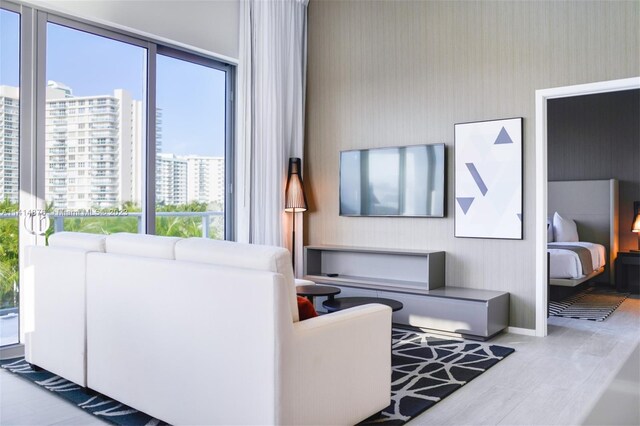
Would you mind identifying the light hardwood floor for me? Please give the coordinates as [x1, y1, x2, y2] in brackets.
[0, 368, 106, 425]
[1, 297, 638, 425]
[412, 296, 640, 425]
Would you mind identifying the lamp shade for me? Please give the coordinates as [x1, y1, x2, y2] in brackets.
[632, 201, 640, 232]
[285, 158, 308, 212]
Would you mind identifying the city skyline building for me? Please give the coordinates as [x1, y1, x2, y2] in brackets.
[0, 83, 224, 210]
[0, 85, 20, 204]
[156, 153, 187, 206]
[186, 155, 224, 208]
[45, 81, 144, 209]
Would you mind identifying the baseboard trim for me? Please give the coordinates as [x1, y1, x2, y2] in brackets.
[507, 326, 537, 336]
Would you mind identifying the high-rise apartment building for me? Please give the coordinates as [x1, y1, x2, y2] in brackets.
[45, 81, 144, 209]
[0, 86, 19, 204]
[186, 156, 224, 207]
[156, 153, 187, 206]
[0, 82, 223, 211]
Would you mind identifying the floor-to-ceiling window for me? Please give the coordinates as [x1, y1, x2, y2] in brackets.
[0, 3, 234, 348]
[0, 8, 21, 347]
[45, 22, 147, 236]
[155, 52, 228, 239]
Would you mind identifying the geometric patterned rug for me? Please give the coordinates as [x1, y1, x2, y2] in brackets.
[1, 328, 514, 426]
[0, 357, 167, 426]
[548, 286, 629, 322]
[361, 328, 515, 425]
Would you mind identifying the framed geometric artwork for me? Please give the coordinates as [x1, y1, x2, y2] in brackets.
[454, 117, 523, 239]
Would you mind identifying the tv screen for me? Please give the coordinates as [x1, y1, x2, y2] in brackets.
[340, 143, 445, 217]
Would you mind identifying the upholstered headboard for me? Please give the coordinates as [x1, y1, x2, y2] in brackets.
[548, 179, 619, 284]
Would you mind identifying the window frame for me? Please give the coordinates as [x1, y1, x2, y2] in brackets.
[0, 2, 28, 351]
[31, 6, 235, 239]
[154, 46, 235, 239]
[0, 1, 235, 349]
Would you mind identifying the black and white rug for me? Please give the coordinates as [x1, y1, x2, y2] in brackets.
[549, 286, 629, 321]
[0, 358, 167, 426]
[361, 328, 514, 425]
[1, 329, 514, 426]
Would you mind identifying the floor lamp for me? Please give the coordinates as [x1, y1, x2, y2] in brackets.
[285, 158, 308, 274]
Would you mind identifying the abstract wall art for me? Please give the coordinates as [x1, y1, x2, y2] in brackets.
[454, 117, 523, 239]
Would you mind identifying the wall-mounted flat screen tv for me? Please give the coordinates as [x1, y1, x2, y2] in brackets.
[340, 143, 445, 217]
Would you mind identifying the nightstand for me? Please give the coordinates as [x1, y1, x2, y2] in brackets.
[615, 252, 640, 294]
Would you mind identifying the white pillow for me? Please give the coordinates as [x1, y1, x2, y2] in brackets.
[553, 212, 579, 242]
[547, 218, 554, 242]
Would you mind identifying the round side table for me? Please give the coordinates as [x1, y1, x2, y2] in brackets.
[322, 296, 403, 313]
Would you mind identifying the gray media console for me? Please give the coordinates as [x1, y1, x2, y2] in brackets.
[304, 245, 509, 340]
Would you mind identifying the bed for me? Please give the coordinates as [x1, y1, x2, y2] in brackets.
[548, 241, 606, 285]
[547, 179, 619, 287]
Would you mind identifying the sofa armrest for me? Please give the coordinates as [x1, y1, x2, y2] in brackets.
[294, 278, 315, 287]
[293, 303, 388, 331]
[23, 246, 89, 387]
[279, 304, 392, 425]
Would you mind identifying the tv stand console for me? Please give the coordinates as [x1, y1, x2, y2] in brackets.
[304, 245, 509, 340]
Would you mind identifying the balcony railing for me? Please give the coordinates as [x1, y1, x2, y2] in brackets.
[50, 209, 224, 238]
[0, 210, 224, 239]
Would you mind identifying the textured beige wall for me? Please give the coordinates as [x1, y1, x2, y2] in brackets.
[304, 0, 639, 329]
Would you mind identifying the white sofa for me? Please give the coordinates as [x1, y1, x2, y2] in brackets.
[24, 232, 392, 425]
[23, 231, 107, 386]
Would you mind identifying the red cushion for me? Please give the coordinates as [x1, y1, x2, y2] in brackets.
[297, 296, 318, 321]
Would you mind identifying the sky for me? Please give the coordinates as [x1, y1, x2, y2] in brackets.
[0, 12, 226, 157]
[0, 10, 20, 86]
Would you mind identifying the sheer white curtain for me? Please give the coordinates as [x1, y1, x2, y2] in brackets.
[237, 0, 308, 257]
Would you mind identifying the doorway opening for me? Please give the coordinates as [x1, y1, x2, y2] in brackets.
[535, 77, 640, 336]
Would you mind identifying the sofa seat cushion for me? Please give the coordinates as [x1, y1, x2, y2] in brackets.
[297, 296, 318, 321]
[105, 233, 182, 260]
[174, 238, 299, 322]
[48, 232, 107, 252]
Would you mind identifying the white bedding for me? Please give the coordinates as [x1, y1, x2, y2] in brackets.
[548, 242, 606, 279]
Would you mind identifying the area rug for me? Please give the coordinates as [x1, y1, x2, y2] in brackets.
[0, 358, 166, 426]
[548, 286, 629, 321]
[361, 328, 515, 425]
[1, 329, 514, 426]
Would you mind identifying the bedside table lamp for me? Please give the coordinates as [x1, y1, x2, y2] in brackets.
[632, 201, 640, 252]
[285, 158, 308, 273]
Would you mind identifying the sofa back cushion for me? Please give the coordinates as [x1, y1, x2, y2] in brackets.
[105, 233, 182, 260]
[174, 238, 299, 322]
[86, 253, 289, 424]
[48, 232, 107, 252]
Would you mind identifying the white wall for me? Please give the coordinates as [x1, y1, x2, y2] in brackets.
[28, 0, 239, 60]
